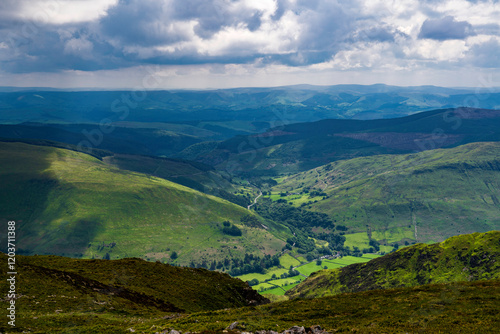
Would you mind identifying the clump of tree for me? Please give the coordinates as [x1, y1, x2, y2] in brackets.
[240, 214, 261, 228]
[309, 190, 327, 197]
[255, 198, 335, 229]
[247, 278, 260, 286]
[221, 221, 242, 236]
[278, 268, 300, 279]
[369, 239, 380, 252]
[227, 254, 280, 276]
[286, 234, 316, 253]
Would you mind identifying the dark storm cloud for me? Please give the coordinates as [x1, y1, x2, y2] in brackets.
[418, 16, 475, 40]
[100, 0, 195, 47]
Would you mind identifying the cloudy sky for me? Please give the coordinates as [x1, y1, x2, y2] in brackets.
[0, 0, 499, 89]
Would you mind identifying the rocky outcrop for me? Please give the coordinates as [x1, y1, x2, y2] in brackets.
[156, 324, 332, 334]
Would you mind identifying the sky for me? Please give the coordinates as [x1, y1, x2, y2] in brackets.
[0, 0, 499, 89]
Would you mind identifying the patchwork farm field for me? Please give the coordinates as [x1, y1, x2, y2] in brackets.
[239, 253, 380, 296]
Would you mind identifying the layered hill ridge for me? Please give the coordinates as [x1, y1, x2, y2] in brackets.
[0, 142, 287, 264]
[272, 141, 500, 243]
[286, 231, 500, 299]
[196, 107, 500, 174]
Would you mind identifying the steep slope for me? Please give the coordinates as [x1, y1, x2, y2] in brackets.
[286, 231, 500, 299]
[0, 142, 287, 264]
[198, 107, 500, 174]
[0, 254, 268, 331]
[0, 123, 203, 157]
[103, 153, 249, 207]
[273, 142, 500, 243]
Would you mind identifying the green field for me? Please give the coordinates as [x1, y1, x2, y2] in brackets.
[294, 255, 380, 277]
[236, 267, 289, 283]
[279, 253, 301, 268]
[261, 282, 302, 295]
[264, 191, 324, 207]
[343, 233, 394, 254]
[363, 253, 380, 260]
[371, 228, 415, 244]
[344, 232, 370, 249]
[238, 253, 380, 294]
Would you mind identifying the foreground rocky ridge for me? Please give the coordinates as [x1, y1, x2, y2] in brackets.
[157, 324, 331, 334]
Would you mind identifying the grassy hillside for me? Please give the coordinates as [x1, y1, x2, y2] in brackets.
[0, 254, 268, 333]
[0, 142, 288, 264]
[200, 107, 500, 174]
[162, 280, 499, 334]
[5, 275, 498, 333]
[286, 231, 500, 299]
[103, 153, 250, 207]
[272, 142, 500, 244]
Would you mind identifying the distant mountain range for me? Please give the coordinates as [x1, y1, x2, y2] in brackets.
[194, 107, 500, 175]
[1, 84, 499, 137]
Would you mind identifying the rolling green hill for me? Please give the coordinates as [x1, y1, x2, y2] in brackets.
[286, 231, 500, 299]
[103, 153, 250, 208]
[271, 142, 500, 244]
[0, 253, 268, 333]
[0, 142, 288, 264]
[197, 107, 500, 175]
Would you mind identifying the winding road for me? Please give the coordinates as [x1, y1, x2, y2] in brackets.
[247, 191, 262, 210]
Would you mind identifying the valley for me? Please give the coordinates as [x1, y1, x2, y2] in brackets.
[1, 87, 499, 333]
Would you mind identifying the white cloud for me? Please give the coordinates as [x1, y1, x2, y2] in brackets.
[16, 0, 118, 24]
[0, 0, 499, 88]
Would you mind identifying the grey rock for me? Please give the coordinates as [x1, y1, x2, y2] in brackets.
[282, 326, 306, 334]
[306, 325, 323, 334]
[226, 321, 239, 330]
